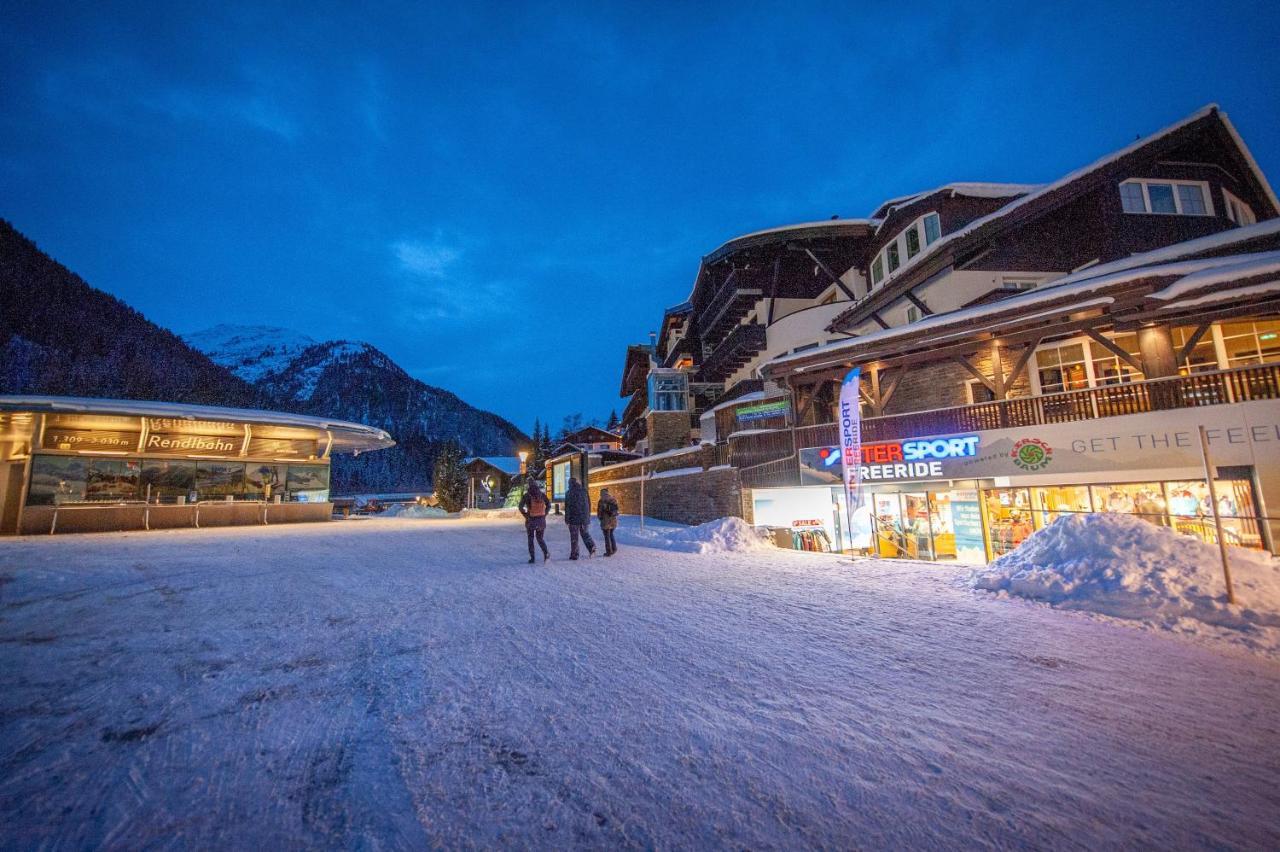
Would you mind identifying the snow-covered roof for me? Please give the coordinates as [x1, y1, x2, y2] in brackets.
[766, 232, 1280, 375]
[464, 456, 522, 475]
[873, 182, 1043, 220]
[0, 395, 395, 453]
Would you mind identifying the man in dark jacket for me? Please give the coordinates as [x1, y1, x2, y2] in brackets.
[597, 488, 619, 556]
[564, 476, 595, 560]
[519, 478, 552, 564]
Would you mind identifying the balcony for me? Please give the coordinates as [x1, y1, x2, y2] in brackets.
[663, 335, 698, 369]
[696, 275, 763, 349]
[697, 323, 767, 383]
[734, 363, 1280, 487]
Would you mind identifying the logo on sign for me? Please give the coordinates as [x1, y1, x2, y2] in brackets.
[1011, 437, 1053, 471]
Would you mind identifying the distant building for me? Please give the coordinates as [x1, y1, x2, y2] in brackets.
[0, 396, 393, 535]
[463, 456, 521, 508]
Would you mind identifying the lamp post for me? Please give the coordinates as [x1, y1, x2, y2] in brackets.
[518, 450, 529, 474]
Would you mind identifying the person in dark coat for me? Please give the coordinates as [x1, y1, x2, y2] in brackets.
[519, 478, 552, 564]
[564, 476, 595, 560]
[597, 488, 620, 556]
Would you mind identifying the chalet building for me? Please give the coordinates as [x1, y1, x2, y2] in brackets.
[610, 103, 1280, 560]
[561, 426, 624, 452]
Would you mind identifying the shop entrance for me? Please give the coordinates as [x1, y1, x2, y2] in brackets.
[870, 490, 960, 561]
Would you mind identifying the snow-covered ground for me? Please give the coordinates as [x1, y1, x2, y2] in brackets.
[2, 517, 1279, 849]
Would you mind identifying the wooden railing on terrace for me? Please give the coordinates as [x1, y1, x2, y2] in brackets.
[732, 363, 1280, 487]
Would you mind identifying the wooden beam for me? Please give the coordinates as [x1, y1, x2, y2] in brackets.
[878, 367, 904, 412]
[1004, 338, 1042, 389]
[990, 340, 1006, 399]
[867, 365, 883, 416]
[1084, 328, 1143, 372]
[804, 248, 856, 299]
[766, 256, 781, 325]
[904, 290, 934, 316]
[870, 312, 891, 330]
[951, 353, 996, 394]
[1176, 322, 1213, 363]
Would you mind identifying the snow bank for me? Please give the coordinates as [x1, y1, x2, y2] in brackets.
[969, 514, 1280, 645]
[613, 516, 773, 555]
[380, 503, 449, 519]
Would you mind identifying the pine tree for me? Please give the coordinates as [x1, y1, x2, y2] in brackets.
[606, 409, 620, 432]
[431, 442, 468, 512]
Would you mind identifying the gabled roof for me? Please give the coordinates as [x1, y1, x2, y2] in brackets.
[464, 456, 522, 475]
[829, 104, 1280, 332]
[565, 425, 621, 443]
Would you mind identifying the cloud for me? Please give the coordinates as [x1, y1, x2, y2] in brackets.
[393, 236, 461, 278]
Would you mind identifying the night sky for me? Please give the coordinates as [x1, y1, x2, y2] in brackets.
[3, 2, 1278, 432]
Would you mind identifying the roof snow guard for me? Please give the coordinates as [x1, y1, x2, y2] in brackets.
[0, 395, 395, 454]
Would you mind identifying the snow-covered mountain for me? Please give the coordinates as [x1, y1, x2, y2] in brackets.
[181, 324, 316, 384]
[185, 325, 527, 493]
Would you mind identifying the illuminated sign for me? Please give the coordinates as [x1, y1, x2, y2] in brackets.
[145, 433, 242, 456]
[801, 433, 980, 483]
[736, 400, 790, 423]
[43, 429, 140, 451]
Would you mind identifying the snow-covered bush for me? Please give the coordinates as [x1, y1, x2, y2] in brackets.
[614, 516, 772, 555]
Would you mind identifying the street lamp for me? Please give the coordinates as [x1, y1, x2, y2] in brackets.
[518, 450, 529, 474]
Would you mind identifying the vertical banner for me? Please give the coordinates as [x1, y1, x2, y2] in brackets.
[839, 367, 863, 551]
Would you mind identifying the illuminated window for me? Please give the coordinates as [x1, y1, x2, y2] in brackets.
[1220, 319, 1280, 367]
[1090, 332, 1143, 385]
[1035, 342, 1090, 393]
[1172, 325, 1220, 374]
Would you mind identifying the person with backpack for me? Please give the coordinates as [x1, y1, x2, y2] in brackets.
[519, 477, 552, 564]
[564, 476, 596, 560]
[597, 487, 620, 557]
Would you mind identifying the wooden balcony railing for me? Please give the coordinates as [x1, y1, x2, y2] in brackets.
[728, 363, 1280, 487]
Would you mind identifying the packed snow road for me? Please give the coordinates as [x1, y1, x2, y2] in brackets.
[1, 518, 1278, 849]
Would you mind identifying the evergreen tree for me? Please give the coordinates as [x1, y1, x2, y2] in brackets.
[606, 409, 620, 432]
[431, 441, 468, 512]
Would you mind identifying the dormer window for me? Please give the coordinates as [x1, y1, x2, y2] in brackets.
[870, 210, 941, 289]
[1119, 179, 1212, 216]
[1223, 189, 1256, 226]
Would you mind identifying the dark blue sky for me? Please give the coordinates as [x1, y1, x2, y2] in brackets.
[3, 2, 1278, 432]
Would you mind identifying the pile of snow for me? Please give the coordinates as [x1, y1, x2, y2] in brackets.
[969, 513, 1280, 640]
[613, 516, 773, 555]
[380, 503, 449, 519]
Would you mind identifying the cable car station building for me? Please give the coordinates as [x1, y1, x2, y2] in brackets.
[0, 396, 394, 535]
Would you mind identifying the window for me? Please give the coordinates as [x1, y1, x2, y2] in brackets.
[885, 242, 900, 273]
[906, 305, 920, 323]
[140, 460, 196, 503]
[648, 370, 689, 412]
[1002, 278, 1039, 292]
[923, 213, 941, 245]
[246, 463, 288, 500]
[86, 458, 140, 501]
[870, 256, 884, 287]
[965, 378, 996, 404]
[1219, 319, 1280, 367]
[1172, 326, 1220, 373]
[1223, 189, 1256, 226]
[1035, 343, 1090, 393]
[287, 464, 330, 502]
[905, 225, 921, 259]
[1090, 332, 1143, 385]
[1118, 179, 1212, 216]
[196, 462, 245, 499]
[27, 456, 87, 505]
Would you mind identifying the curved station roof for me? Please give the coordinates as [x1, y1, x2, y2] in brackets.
[0, 395, 395, 454]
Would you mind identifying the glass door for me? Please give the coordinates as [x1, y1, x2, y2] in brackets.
[871, 492, 904, 558]
[901, 492, 933, 560]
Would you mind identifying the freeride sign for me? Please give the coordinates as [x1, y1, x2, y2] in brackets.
[838, 367, 862, 550]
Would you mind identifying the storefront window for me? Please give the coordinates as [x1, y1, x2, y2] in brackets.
[1090, 483, 1168, 525]
[140, 460, 196, 503]
[1031, 485, 1092, 528]
[983, 488, 1033, 559]
[246, 463, 288, 501]
[1036, 343, 1089, 393]
[1166, 478, 1262, 549]
[197, 462, 246, 500]
[86, 458, 140, 501]
[287, 464, 330, 502]
[27, 456, 87, 505]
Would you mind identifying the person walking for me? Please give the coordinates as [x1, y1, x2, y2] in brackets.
[565, 476, 596, 560]
[519, 477, 552, 564]
[597, 487, 620, 556]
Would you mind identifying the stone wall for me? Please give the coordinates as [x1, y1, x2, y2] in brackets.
[646, 410, 693, 454]
[588, 444, 745, 526]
